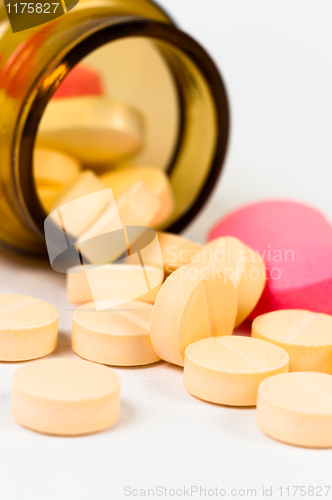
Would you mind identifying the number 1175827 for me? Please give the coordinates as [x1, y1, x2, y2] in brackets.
[6, 3, 60, 14]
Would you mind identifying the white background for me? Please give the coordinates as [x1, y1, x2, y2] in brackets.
[181, 0, 332, 244]
[1, 1, 332, 499]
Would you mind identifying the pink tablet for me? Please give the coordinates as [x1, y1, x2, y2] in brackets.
[208, 200, 332, 318]
[53, 65, 104, 99]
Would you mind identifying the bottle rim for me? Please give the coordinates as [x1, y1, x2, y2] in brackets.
[18, 16, 230, 241]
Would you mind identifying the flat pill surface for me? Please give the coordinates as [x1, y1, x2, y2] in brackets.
[49, 170, 110, 237]
[195, 236, 266, 326]
[11, 358, 120, 436]
[257, 372, 332, 448]
[252, 309, 332, 373]
[77, 182, 161, 265]
[150, 264, 237, 366]
[67, 264, 163, 308]
[79, 181, 160, 244]
[0, 294, 58, 361]
[72, 300, 159, 366]
[184, 336, 289, 406]
[101, 166, 175, 227]
[37, 97, 143, 166]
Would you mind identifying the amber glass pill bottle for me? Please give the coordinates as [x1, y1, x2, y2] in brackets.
[0, 0, 229, 255]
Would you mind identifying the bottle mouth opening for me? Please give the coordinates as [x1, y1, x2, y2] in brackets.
[18, 16, 229, 245]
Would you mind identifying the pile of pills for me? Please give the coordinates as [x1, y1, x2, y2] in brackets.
[4, 228, 332, 445]
[4, 64, 332, 447]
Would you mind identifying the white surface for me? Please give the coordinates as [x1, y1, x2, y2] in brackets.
[1, 1, 332, 498]
[181, 0, 332, 244]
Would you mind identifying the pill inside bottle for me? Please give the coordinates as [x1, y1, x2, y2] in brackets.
[0, 3, 230, 255]
[34, 38, 181, 236]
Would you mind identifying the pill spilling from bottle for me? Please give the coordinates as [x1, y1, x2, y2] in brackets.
[3, 63, 332, 448]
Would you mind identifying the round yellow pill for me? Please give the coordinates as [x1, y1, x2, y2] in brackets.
[257, 372, 332, 448]
[184, 336, 289, 406]
[11, 358, 120, 436]
[37, 97, 143, 166]
[0, 294, 58, 361]
[150, 264, 238, 367]
[72, 300, 159, 366]
[252, 309, 332, 373]
[194, 237, 266, 326]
